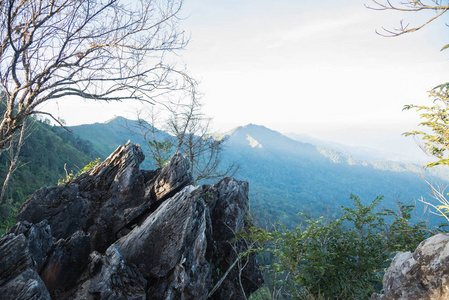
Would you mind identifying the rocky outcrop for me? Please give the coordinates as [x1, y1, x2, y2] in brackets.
[372, 233, 449, 300]
[0, 142, 262, 299]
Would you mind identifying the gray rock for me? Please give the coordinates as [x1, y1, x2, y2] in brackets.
[210, 177, 250, 240]
[17, 142, 193, 253]
[40, 230, 91, 295]
[116, 185, 202, 278]
[0, 227, 51, 300]
[370, 293, 384, 300]
[72, 245, 147, 300]
[8, 220, 55, 273]
[0, 269, 51, 300]
[0, 233, 33, 286]
[206, 177, 262, 299]
[0, 143, 261, 299]
[17, 184, 91, 243]
[152, 153, 193, 201]
[118, 185, 212, 299]
[375, 233, 449, 300]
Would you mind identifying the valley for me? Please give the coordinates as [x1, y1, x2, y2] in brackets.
[69, 118, 449, 228]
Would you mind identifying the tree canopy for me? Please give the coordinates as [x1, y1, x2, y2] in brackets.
[404, 84, 449, 167]
[246, 196, 431, 299]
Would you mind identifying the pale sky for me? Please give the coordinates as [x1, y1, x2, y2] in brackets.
[41, 0, 449, 156]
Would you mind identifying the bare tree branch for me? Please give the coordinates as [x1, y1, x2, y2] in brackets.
[207, 223, 260, 299]
[0, 0, 192, 150]
[137, 83, 238, 182]
[133, 108, 175, 168]
[165, 93, 238, 182]
[367, 0, 449, 37]
[0, 117, 32, 203]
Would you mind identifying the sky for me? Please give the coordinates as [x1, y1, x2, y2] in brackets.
[41, 0, 449, 160]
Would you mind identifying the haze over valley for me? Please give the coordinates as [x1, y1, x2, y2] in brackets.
[66, 117, 448, 228]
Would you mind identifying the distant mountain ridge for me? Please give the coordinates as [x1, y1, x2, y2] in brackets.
[69, 116, 144, 157]
[285, 132, 433, 163]
[69, 116, 171, 169]
[70, 119, 449, 228]
[221, 124, 448, 227]
[227, 124, 445, 177]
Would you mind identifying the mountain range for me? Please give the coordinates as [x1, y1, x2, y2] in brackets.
[69, 116, 170, 169]
[284, 132, 432, 163]
[69, 117, 449, 228]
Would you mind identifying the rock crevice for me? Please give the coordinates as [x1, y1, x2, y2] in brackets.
[0, 142, 262, 299]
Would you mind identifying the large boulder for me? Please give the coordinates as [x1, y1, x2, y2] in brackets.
[73, 245, 147, 300]
[0, 142, 262, 299]
[372, 233, 449, 300]
[16, 142, 191, 252]
[0, 227, 51, 300]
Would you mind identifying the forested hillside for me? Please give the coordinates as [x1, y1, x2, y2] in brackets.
[69, 116, 143, 158]
[3, 117, 441, 230]
[223, 124, 449, 227]
[0, 120, 100, 230]
[69, 116, 170, 170]
[68, 119, 449, 228]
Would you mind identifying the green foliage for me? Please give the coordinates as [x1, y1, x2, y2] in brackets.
[58, 158, 101, 185]
[404, 84, 449, 168]
[0, 199, 20, 236]
[379, 201, 432, 253]
[246, 195, 431, 300]
[147, 138, 174, 168]
[0, 120, 100, 202]
[222, 125, 449, 229]
[249, 287, 272, 300]
[0, 119, 100, 235]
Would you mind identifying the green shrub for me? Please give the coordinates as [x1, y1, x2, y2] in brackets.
[58, 158, 101, 185]
[246, 195, 433, 299]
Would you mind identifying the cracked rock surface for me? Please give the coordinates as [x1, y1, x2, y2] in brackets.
[372, 233, 449, 300]
[0, 142, 262, 299]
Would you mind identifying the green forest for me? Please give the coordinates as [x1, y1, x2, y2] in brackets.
[0, 120, 99, 233]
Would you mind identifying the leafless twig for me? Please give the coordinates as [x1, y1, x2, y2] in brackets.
[0, 0, 191, 150]
[367, 0, 449, 37]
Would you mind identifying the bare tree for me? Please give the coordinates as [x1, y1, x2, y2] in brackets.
[165, 93, 238, 182]
[0, 0, 191, 151]
[367, 1, 449, 38]
[207, 223, 261, 300]
[136, 90, 237, 182]
[0, 117, 31, 203]
[135, 107, 174, 168]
